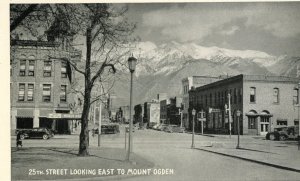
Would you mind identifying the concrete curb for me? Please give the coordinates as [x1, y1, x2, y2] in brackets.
[195, 148, 300, 173]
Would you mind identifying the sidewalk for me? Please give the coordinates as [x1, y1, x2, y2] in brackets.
[196, 135, 300, 172]
[11, 147, 154, 181]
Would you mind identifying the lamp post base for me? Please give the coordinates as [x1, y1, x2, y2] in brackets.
[236, 145, 241, 149]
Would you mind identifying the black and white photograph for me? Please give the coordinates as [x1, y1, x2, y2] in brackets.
[5, 1, 300, 181]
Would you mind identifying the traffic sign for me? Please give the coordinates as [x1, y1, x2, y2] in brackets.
[209, 108, 221, 113]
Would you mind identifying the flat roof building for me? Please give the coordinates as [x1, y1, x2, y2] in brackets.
[189, 74, 299, 135]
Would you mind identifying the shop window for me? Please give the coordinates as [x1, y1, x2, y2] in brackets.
[248, 117, 257, 129]
[277, 120, 287, 126]
[27, 84, 34, 101]
[250, 87, 256, 103]
[273, 88, 279, 103]
[18, 83, 25, 101]
[19, 60, 26, 76]
[28, 60, 35, 76]
[42, 84, 51, 102]
[43, 61, 52, 77]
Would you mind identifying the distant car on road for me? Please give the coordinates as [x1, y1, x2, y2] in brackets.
[266, 125, 299, 141]
[93, 124, 120, 134]
[16, 127, 54, 140]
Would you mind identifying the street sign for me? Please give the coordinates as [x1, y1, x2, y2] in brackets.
[198, 118, 206, 122]
[192, 109, 196, 116]
[209, 108, 221, 113]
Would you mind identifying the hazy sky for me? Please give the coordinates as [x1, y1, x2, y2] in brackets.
[124, 2, 300, 56]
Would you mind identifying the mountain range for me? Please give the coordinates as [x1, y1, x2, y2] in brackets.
[94, 41, 300, 107]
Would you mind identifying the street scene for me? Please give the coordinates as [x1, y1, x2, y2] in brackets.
[9, 2, 300, 181]
[11, 127, 300, 180]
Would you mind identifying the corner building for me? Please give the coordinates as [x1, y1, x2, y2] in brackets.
[10, 36, 81, 134]
[189, 74, 299, 135]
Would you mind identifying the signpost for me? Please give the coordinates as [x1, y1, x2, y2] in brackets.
[198, 110, 206, 135]
[236, 110, 241, 149]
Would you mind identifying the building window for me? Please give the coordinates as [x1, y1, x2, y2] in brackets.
[27, 84, 34, 101]
[239, 88, 242, 103]
[42, 84, 51, 102]
[18, 83, 25, 101]
[44, 61, 52, 77]
[234, 88, 237, 104]
[28, 60, 35, 76]
[295, 120, 299, 126]
[60, 85, 67, 102]
[273, 88, 279, 103]
[277, 119, 287, 126]
[250, 87, 256, 103]
[61, 61, 67, 78]
[293, 88, 298, 105]
[248, 117, 256, 129]
[19, 60, 26, 76]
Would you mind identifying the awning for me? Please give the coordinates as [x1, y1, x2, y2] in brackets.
[246, 113, 273, 117]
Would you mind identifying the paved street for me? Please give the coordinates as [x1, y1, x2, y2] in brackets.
[12, 125, 300, 181]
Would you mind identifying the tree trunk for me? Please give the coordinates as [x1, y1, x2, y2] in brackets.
[78, 27, 92, 156]
[78, 92, 90, 156]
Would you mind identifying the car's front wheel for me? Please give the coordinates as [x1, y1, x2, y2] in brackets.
[279, 135, 287, 141]
[42, 134, 49, 140]
[269, 134, 276, 141]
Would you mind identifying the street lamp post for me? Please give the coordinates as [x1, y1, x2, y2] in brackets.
[236, 110, 241, 149]
[126, 56, 137, 161]
[191, 108, 196, 149]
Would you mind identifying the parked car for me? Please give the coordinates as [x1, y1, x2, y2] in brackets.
[93, 124, 120, 134]
[163, 125, 185, 133]
[266, 126, 299, 141]
[16, 127, 54, 140]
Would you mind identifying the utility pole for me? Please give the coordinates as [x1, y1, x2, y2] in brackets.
[191, 109, 196, 149]
[226, 93, 232, 138]
[98, 87, 102, 147]
[298, 83, 300, 150]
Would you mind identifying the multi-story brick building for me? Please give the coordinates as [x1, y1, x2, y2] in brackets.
[10, 26, 81, 134]
[189, 74, 299, 135]
[144, 100, 160, 128]
[181, 76, 226, 129]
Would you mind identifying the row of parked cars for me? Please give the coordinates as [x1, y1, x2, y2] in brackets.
[266, 125, 299, 141]
[152, 124, 185, 133]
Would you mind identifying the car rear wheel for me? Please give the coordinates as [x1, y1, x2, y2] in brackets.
[20, 134, 25, 140]
[279, 135, 287, 141]
[42, 134, 49, 140]
[269, 134, 276, 141]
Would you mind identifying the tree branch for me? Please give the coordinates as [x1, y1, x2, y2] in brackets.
[10, 4, 39, 32]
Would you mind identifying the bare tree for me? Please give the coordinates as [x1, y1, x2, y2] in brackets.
[10, 3, 136, 156]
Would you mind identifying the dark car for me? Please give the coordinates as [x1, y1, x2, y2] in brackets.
[16, 127, 54, 140]
[93, 124, 120, 134]
[266, 126, 299, 141]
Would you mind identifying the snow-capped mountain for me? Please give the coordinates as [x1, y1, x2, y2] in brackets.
[131, 41, 278, 77]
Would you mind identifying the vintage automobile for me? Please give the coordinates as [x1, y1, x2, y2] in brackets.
[93, 124, 120, 134]
[266, 125, 299, 141]
[16, 127, 54, 140]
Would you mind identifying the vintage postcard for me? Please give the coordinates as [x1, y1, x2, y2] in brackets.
[5, 1, 300, 181]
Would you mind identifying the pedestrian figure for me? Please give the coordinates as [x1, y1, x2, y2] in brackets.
[16, 132, 23, 148]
